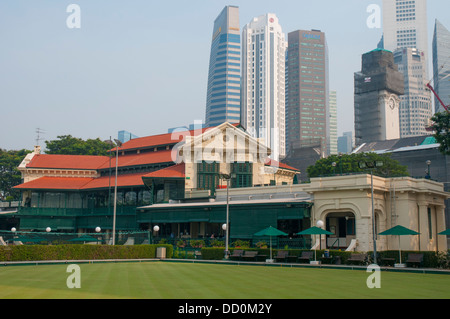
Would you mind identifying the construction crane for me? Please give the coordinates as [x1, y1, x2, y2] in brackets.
[427, 74, 450, 114]
[427, 53, 450, 114]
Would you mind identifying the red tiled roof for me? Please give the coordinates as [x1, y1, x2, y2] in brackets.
[142, 163, 185, 179]
[265, 158, 299, 172]
[24, 150, 176, 171]
[14, 177, 94, 190]
[80, 172, 146, 189]
[26, 154, 109, 170]
[97, 150, 175, 169]
[115, 128, 209, 151]
[14, 172, 148, 191]
[114, 123, 242, 151]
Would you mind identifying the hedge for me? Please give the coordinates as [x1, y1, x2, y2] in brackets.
[0, 244, 173, 262]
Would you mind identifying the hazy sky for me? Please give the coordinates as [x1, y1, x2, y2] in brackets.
[1, 0, 449, 151]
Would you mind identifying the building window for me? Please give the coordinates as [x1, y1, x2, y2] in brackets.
[231, 162, 253, 188]
[197, 161, 220, 193]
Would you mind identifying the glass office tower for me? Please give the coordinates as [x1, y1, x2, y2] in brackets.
[285, 29, 329, 156]
[432, 19, 450, 114]
[205, 6, 241, 128]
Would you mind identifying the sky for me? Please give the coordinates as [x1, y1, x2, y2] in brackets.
[0, 0, 449, 151]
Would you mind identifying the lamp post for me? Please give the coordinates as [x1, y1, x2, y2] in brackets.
[358, 160, 383, 264]
[317, 220, 324, 250]
[426, 160, 431, 179]
[332, 162, 336, 175]
[220, 173, 234, 259]
[104, 138, 123, 245]
[153, 225, 160, 244]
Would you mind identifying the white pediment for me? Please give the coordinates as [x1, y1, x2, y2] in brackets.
[173, 122, 271, 164]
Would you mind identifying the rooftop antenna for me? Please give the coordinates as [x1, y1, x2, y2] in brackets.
[35, 128, 46, 146]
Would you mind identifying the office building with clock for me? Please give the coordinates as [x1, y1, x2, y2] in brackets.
[354, 48, 404, 146]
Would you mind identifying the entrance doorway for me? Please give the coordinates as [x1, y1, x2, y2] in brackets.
[325, 212, 356, 249]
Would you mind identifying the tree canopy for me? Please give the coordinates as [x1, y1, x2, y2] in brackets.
[430, 111, 450, 156]
[44, 135, 111, 156]
[0, 148, 31, 200]
[306, 152, 409, 179]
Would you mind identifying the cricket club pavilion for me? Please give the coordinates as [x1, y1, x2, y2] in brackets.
[11, 123, 449, 252]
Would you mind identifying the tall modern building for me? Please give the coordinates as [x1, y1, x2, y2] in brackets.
[337, 131, 354, 154]
[205, 6, 241, 128]
[118, 130, 139, 143]
[382, 0, 428, 58]
[432, 19, 450, 114]
[328, 90, 337, 155]
[394, 48, 433, 137]
[241, 13, 286, 160]
[354, 49, 404, 145]
[381, 0, 430, 137]
[285, 29, 329, 157]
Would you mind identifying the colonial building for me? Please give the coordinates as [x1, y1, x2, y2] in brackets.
[12, 123, 299, 235]
[304, 174, 448, 252]
[10, 122, 449, 252]
[138, 172, 448, 252]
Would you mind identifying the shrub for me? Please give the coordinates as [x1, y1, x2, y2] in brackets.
[0, 244, 173, 262]
[201, 248, 226, 260]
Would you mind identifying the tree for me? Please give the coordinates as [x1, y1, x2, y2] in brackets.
[44, 135, 111, 156]
[306, 152, 409, 179]
[0, 148, 32, 200]
[430, 111, 450, 155]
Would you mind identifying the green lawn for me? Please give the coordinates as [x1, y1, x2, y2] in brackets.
[0, 261, 449, 299]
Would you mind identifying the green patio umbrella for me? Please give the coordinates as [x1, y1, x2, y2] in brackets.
[254, 226, 288, 261]
[297, 227, 334, 236]
[379, 225, 420, 266]
[297, 227, 334, 262]
[438, 229, 450, 236]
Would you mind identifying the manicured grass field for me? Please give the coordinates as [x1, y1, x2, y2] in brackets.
[0, 261, 449, 299]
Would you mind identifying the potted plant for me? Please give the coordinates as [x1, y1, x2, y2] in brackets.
[210, 239, 224, 247]
[232, 239, 250, 248]
[256, 241, 268, 249]
[190, 239, 205, 248]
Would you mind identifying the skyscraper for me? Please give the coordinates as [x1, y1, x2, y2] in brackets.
[432, 19, 450, 113]
[338, 131, 354, 154]
[285, 29, 329, 156]
[328, 90, 337, 155]
[394, 48, 432, 137]
[205, 6, 241, 128]
[382, 0, 428, 58]
[354, 49, 404, 145]
[241, 14, 286, 160]
[382, 0, 431, 137]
